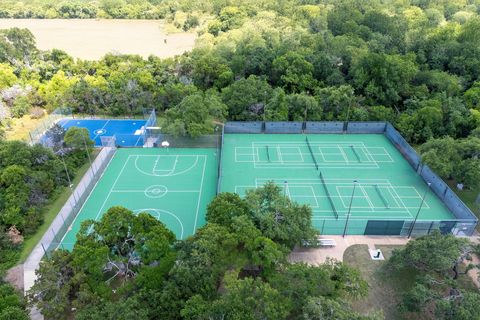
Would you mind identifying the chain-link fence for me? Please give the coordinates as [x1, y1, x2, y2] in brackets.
[24, 145, 116, 293]
[29, 107, 72, 145]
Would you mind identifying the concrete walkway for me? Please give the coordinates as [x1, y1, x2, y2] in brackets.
[288, 235, 410, 264]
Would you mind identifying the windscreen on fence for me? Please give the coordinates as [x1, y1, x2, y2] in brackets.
[346, 122, 387, 134]
[224, 121, 263, 133]
[444, 188, 478, 221]
[419, 164, 448, 200]
[384, 123, 420, 170]
[264, 121, 303, 133]
[304, 121, 344, 133]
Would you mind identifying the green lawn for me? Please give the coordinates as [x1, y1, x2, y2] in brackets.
[343, 244, 476, 320]
[18, 151, 99, 262]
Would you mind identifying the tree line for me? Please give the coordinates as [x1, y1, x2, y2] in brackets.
[0, 1, 479, 187]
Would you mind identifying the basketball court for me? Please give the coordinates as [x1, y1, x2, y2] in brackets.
[59, 148, 218, 250]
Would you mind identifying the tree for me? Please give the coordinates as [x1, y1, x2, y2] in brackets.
[182, 272, 290, 320]
[75, 206, 176, 282]
[0, 283, 28, 320]
[316, 85, 359, 120]
[63, 127, 94, 153]
[388, 231, 470, 277]
[28, 250, 74, 320]
[352, 52, 418, 107]
[0, 64, 17, 89]
[435, 291, 480, 320]
[206, 192, 249, 228]
[160, 91, 226, 137]
[303, 296, 380, 320]
[245, 181, 318, 248]
[420, 137, 458, 178]
[272, 52, 317, 93]
[221, 76, 272, 120]
[286, 93, 322, 121]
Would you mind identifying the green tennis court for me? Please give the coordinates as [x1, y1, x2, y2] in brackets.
[220, 134, 456, 235]
[60, 148, 218, 250]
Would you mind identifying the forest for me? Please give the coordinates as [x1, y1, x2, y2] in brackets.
[0, 0, 480, 319]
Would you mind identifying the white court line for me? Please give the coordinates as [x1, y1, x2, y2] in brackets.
[111, 190, 200, 193]
[388, 186, 414, 219]
[135, 155, 201, 177]
[358, 144, 375, 163]
[317, 146, 327, 163]
[338, 146, 349, 163]
[193, 155, 207, 233]
[358, 184, 375, 211]
[57, 149, 117, 248]
[277, 145, 284, 163]
[92, 119, 110, 141]
[92, 152, 130, 223]
[153, 155, 179, 175]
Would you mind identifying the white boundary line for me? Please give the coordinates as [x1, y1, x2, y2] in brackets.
[57, 148, 117, 247]
[193, 155, 207, 233]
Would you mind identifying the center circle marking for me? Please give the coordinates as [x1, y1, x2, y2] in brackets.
[144, 185, 168, 198]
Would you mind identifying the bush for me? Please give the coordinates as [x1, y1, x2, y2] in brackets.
[29, 107, 44, 119]
[10, 96, 30, 118]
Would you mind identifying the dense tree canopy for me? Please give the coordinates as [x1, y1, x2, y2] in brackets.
[387, 232, 478, 318]
[29, 189, 370, 320]
[2, 1, 480, 319]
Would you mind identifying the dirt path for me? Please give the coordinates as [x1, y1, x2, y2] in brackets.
[4, 264, 24, 291]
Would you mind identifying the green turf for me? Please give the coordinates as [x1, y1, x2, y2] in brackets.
[220, 134, 456, 235]
[59, 148, 218, 250]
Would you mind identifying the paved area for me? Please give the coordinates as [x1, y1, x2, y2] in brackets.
[288, 235, 410, 264]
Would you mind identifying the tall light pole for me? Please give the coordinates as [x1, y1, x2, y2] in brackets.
[343, 180, 358, 237]
[408, 182, 431, 238]
[60, 151, 78, 204]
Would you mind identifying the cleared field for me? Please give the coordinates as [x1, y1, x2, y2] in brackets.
[0, 19, 196, 60]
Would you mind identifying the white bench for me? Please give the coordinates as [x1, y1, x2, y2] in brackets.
[301, 238, 336, 248]
[318, 238, 336, 247]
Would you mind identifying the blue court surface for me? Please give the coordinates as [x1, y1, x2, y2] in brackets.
[58, 119, 147, 147]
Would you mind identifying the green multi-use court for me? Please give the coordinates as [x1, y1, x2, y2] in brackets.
[220, 134, 454, 235]
[57, 121, 477, 249]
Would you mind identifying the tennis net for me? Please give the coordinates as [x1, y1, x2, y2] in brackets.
[266, 146, 271, 162]
[305, 137, 319, 170]
[375, 184, 390, 208]
[350, 145, 361, 162]
[319, 171, 338, 219]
